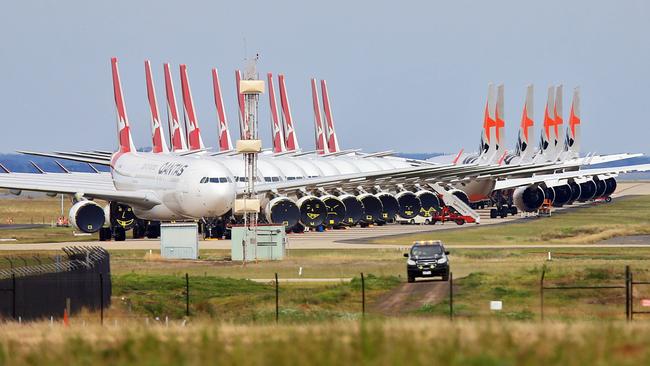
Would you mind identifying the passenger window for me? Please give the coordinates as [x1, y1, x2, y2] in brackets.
[265, 177, 272, 182]
[219, 177, 227, 183]
[272, 177, 280, 182]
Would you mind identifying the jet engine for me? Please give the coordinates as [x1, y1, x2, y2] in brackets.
[415, 190, 439, 217]
[603, 177, 617, 197]
[358, 193, 383, 223]
[550, 184, 573, 207]
[339, 194, 364, 225]
[395, 191, 421, 219]
[376, 192, 399, 221]
[296, 196, 327, 227]
[578, 180, 597, 201]
[568, 182, 581, 204]
[449, 189, 470, 205]
[320, 195, 347, 226]
[513, 185, 546, 212]
[104, 202, 138, 230]
[69, 200, 106, 233]
[264, 196, 300, 228]
[594, 179, 607, 198]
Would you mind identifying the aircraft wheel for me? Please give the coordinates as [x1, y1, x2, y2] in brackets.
[490, 209, 497, 219]
[112, 227, 126, 242]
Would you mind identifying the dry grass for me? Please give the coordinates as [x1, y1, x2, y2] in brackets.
[1, 320, 650, 365]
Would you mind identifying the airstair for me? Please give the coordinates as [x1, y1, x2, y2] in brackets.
[429, 183, 481, 224]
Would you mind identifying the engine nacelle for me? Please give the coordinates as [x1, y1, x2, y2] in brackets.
[513, 185, 546, 212]
[594, 179, 607, 198]
[264, 196, 300, 227]
[395, 191, 421, 219]
[449, 189, 470, 205]
[415, 190, 439, 217]
[104, 202, 137, 230]
[603, 178, 617, 197]
[358, 193, 383, 223]
[376, 192, 399, 221]
[568, 182, 581, 204]
[320, 195, 346, 227]
[296, 196, 327, 227]
[551, 184, 573, 207]
[579, 180, 597, 201]
[339, 194, 364, 225]
[69, 200, 106, 233]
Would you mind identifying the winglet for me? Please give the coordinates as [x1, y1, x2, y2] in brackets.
[0, 163, 9, 173]
[497, 150, 507, 165]
[212, 68, 233, 151]
[267, 72, 286, 153]
[278, 74, 299, 151]
[30, 161, 45, 174]
[163, 63, 187, 151]
[145, 60, 169, 153]
[111, 57, 136, 153]
[311, 78, 328, 154]
[55, 161, 71, 174]
[321, 80, 341, 153]
[179, 64, 205, 151]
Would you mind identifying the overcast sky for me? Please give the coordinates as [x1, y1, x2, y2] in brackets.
[1, 0, 648, 155]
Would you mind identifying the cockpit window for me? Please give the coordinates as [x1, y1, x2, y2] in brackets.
[202, 177, 231, 184]
[200, 177, 208, 184]
[264, 177, 272, 182]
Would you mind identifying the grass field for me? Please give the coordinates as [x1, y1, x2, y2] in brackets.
[373, 195, 650, 245]
[2, 320, 650, 365]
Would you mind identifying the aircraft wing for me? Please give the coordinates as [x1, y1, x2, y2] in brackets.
[493, 164, 650, 191]
[0, 173, 161, 208]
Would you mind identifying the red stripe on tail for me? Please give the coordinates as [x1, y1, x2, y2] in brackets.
[311, 79, 327, 154]
[111, 57, 133, 153]
[267, 73, 285, 153]
[212, 68, 233, 151]
[164, 63, 186, 151]
[180, 64, 204, 151]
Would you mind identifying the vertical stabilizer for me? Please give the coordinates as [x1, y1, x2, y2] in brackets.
[111, 57, 136, 153]
[554, 84, 564, 159]
[477, 83, 497, 164]
[320, 80, 341, 153]
[311, 78, 328, 154]
[163, 63, 187, 151]
[494, 84, 505, 155]
[278, 74, 300, 151]
[144, 60, 169, 153]
[515, 84, 535, 163]
[267, 72, 286, 153]
[564, 86, 581, 159]
[211, 68, 233, 151]
[235, 70, 249, 139]
[536, 86, 557, 162]
[179, 65, 205, 151]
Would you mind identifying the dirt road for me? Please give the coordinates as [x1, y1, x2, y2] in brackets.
[372, 279, 451, 316]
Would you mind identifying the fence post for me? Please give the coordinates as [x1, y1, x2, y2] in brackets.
[99, 273, 104, 326]
[625, 265, 631, 321]
[539, 267, 546, 321]
[11, 273, 16, 320]
[185, 273, 190, 317]
[361, 272, 365, 317]
[275, 273, 279, 323]
[449, 272, 453, 320]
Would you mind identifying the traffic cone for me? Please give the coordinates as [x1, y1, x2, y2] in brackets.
[63, 309, 69, 327]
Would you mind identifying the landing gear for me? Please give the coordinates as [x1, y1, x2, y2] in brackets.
[132, 220, 161, 239]
[112, 226, 126, 242]
[201, 218, 226, 239]
[99, 227, 112, 241]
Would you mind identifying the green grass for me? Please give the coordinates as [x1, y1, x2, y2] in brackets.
[373, 196, 650, 245]
[111, 273, 400, 321]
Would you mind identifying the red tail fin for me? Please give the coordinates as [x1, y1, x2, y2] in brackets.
[311, 78, 327, 154]
[452, 149, 464, 165]
[111, 57, 135, 153]
[179, 65, 205, 151]
[235, 70, 249, 139]
[320, 80, 340, 153]
[278, 74, 299, 151]
[145, 61, 168, 153]
[267, 73, 285, 153]
[163, 63, 187, 151]
[211, 68, 233, 151]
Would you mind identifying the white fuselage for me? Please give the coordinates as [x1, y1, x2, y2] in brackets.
[111, 153, 236, 220]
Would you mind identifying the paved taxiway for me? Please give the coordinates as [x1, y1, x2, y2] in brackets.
[0, 181, 647, 251]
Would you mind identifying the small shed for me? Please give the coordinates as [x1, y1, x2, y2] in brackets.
[160, 222, 199, 259]
[231, 225, 286, 261]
